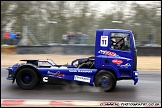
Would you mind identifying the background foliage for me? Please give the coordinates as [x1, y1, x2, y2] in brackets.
[1, 1, 161, 44]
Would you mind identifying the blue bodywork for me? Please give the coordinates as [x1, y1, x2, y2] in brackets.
[6, 29, 138, 87]
[94, 29, 138, 84]
[7, 58, 97, 85]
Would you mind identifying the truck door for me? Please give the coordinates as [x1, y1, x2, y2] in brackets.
[108, 31, 134, 78]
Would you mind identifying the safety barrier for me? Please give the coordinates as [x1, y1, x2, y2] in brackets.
[16, 44, 161, 56]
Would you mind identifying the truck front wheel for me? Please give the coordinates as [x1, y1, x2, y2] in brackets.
[16, 68, 38, 90]
[94, 71, 116, 92]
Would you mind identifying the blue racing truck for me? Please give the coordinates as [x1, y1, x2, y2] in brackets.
[6, 29, 138, 92]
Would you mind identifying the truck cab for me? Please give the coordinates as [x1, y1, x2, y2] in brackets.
[94, 29, 138, 84]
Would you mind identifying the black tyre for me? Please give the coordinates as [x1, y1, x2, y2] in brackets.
[16, 68, 38, 90]
[94, 70, 116, 92]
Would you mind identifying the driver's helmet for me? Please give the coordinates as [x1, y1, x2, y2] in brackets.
[111, 38, 116, 45]
[111, 38, 116, 49]
[111, 38, 116, 42]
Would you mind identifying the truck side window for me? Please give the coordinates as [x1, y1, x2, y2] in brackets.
[111, 33, 130, 51]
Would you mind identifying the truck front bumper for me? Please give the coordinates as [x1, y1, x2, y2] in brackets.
[133, 71, 138, 85]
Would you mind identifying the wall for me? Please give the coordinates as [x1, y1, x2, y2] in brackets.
[16, 45, 161, 56]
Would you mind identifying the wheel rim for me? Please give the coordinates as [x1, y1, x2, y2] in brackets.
[21, 73, 32, 84]
[101, 76, 109, 87]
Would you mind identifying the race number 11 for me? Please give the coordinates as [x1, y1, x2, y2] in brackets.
[100, 36, 108, 47]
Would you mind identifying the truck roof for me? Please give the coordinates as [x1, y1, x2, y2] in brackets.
[97, 29, 132, 32]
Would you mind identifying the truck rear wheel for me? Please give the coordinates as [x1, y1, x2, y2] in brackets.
[16, 68, 38, 90]
[94, 71, 116, 92]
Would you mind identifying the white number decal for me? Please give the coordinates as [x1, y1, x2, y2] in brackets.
[43, 77, 48, 82]
[100, 36, 108, 47]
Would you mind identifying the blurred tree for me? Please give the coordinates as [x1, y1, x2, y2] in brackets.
[1, 1, 161, 45]
[98, 14, 114, 29]
[1, 1, 16, 32]
[70, 1, 92, 33]
[53, 1, 70, 43]
[127, 1, 161, 44]
[97, 1, 127, 30]
[68, 1, 97, 44]
[112, 1, 126, 21]
[8, 1, 51, 44]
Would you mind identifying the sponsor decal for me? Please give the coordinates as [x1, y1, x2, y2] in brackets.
[43, 77, 48, 82]
[98, 50, 116, 56]
[98, 50, 131, 60]
[112, 59, 123, 65]
[47, 71, 65, 78]
[118, 63, 131, 68]
[69, 70, 92, 73]
[74, 75, 91, 83]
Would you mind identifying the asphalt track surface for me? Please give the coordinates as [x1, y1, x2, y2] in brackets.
[1, 68, 161, 103]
